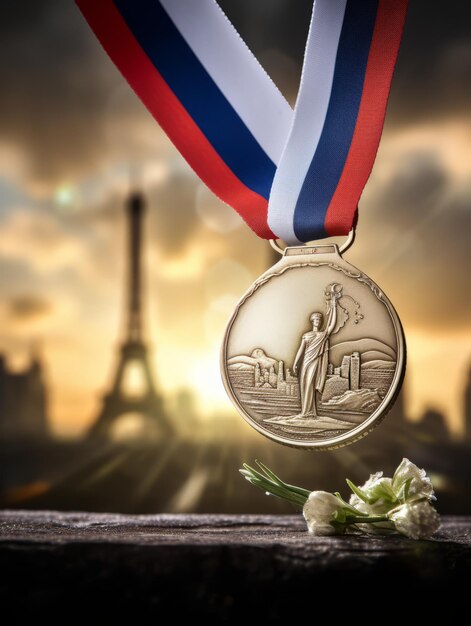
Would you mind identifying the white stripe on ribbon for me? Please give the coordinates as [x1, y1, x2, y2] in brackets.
[267, 0, 347, 245]
[160, 0, 293, 165]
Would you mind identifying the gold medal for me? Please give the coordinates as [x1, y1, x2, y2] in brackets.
[222, 237, 405, 449]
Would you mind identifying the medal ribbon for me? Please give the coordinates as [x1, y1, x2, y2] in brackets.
[76, 0, 408, 245]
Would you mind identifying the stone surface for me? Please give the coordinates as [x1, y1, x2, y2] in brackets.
[0, 511, 469, 617]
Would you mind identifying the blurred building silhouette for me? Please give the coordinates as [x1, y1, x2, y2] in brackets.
[417, 408, 449, 442]
[89, 190, 172, 439]
[0, 353, 49, 439]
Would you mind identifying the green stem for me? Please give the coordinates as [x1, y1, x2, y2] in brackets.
[347, 515, 389, 524]
[280, 482, 311, 499]
[241, 464, 393, 525]
[247, 462, 311, 499]
[240, 467, 308, 508]
[259, 484, 306, 507]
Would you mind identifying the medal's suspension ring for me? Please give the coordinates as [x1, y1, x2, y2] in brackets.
[269, 228, 356, 256]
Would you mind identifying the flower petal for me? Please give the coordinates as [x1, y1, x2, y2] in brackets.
[389, 501, 440, 539]
[392, 458, 434, 501]
[303, 491, 344, 535]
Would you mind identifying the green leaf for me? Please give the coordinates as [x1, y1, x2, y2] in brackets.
[255, 461, 310, 500]
[376, 481, 397, 502]
[346, 479, 370, 504]
[242, 464, 272, 485]
[255, 460, 284, 486]
[257, 461, 311, 498]
[334, 492, 368, 517]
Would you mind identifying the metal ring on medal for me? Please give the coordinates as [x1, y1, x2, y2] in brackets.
[221, 244, 406, 450]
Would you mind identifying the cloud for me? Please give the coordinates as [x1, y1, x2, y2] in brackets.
[148, 173, 200, 256]
[0, 208, 84, 273]
[0, 199, 125, 304]
[0, 290, 71, 337]
[354, 130, 471, 330]
[385, 1, 471, 127]
[6, 295, 52, 321]
[77, 172, 201, 261]
[0, 1, 168, 190]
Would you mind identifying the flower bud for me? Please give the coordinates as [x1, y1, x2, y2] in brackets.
[392, 458, 434, 501]
[389, 501, 440, 539]
[303, 491, 343, 535]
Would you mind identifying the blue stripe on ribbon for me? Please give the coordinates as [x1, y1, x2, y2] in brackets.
[114, 0, 276, 200]
[293, 0, 378, 242]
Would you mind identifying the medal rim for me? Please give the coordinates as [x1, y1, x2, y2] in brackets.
[220, 245, 406, 451]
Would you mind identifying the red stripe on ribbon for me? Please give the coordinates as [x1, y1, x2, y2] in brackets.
[76, 0, 274, 239]
[324, 0, 408, 236]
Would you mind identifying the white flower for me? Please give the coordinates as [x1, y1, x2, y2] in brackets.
[359, 472, 395, 502]
[348, 472, 396, 528]
[389, 501, 440, 539]
[348, 494, 395, 534]
[349, 471, 395, 513]
[303, 491, 343, 535]
[392, 458, 434, 500]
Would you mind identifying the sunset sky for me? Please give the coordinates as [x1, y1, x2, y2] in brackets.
[0, 0, 470, 437]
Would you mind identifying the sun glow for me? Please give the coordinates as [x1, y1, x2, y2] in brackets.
[121, 361, 148, 398]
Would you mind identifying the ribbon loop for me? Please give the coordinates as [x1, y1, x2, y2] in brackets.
[76, 0, 408, 243]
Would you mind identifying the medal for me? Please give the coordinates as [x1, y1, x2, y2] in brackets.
[77, 0, 409, 448]
[222, 235, 405, 449]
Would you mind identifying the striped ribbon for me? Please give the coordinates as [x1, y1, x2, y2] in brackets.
[76, 0, 408, 245]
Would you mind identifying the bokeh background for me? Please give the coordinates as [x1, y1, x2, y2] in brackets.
[0, 0, 470, 513]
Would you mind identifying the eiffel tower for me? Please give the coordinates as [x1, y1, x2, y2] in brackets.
[89, 190, 172, 439]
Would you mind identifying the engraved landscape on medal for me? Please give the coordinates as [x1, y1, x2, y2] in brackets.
[227, 281, 397, 439]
